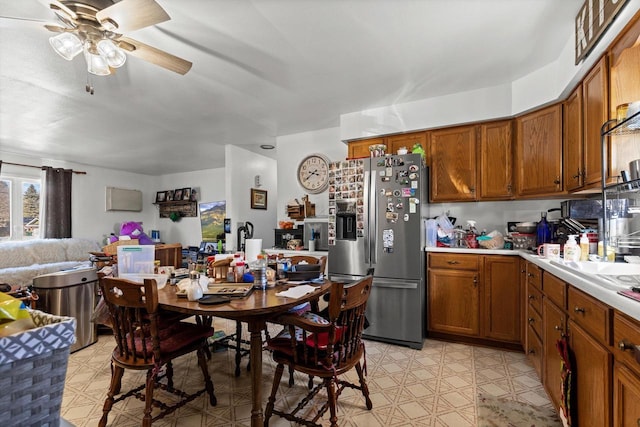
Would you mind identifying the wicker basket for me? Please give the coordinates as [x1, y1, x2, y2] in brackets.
[0, 310, 76, 427]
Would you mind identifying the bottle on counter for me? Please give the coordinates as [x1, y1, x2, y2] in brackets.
[563, 235, 581, 262]
[579, 233, 589, 261]
[187, 271, 203, 301]
[536, 212, 551, 246]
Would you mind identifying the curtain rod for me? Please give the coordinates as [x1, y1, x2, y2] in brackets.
[0, 160, 87, 175]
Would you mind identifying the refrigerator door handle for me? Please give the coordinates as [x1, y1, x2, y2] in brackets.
[372, 280, 418, 289]
[364, 169, 371, 264]
[369, 167, 377, 265]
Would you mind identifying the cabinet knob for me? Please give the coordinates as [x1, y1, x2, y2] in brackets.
[528, 294, 535, 300]
[554, 177, 561, 185]
[574, 306, 585, 314]
[528, 317, 535, 324]
[618, 340, 636, 352]
[528, 349, 535, 355]
[469, 187, 475, 193]
[554, 325, 563, 332]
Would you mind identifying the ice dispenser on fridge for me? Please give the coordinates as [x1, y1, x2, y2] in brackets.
[336, 200, 357, 240]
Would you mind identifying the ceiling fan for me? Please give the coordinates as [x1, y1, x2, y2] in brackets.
[9, 0, 192, 77]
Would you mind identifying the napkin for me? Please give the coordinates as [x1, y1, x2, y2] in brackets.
[275, 285, 318, 299]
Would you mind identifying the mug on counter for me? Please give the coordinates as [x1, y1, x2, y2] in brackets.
[537, 243, 561, 260]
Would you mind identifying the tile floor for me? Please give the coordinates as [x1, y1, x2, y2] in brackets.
[61, 319, 554, 426]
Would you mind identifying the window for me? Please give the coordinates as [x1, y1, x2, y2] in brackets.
[0, 176, 41, 241]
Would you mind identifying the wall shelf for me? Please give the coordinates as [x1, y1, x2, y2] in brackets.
[153, 201, 198, 218]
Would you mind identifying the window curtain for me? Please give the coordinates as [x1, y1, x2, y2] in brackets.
[41, 167, 73, 238]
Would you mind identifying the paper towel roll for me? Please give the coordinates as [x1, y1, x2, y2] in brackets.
[245, 239, 262, 263]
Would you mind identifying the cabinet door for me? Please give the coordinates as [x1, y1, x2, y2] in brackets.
[428, 269, 480, 336]
[542, 298, 566, 409]
[386, 132, 427, 155]
[520, 258, 528, 348]
[582, 56, 609, 187]
[482, 255, 520, 342]
[478, 120, 513, 200]
[613, 362, 640, 427]
[429, 125, 477, 202]
[515, 104, 563, 196]
[569, 319, 612, 427]
[563, 85, 584, 191]
[348, 137, 385, 159]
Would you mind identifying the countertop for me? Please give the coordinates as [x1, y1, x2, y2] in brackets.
[425, 246, 640, 322]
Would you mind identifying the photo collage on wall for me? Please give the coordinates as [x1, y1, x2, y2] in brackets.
[328, 159, 365, 245]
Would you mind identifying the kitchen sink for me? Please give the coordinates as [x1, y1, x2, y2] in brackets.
[549, 260, 640, 291]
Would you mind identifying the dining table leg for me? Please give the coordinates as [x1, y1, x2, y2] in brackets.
[247, 319, 266, 427]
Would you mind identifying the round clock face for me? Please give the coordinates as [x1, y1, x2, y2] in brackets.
[297, 154, 330, 194]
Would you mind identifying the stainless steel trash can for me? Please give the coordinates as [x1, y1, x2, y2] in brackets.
[33, 267, 99, 353]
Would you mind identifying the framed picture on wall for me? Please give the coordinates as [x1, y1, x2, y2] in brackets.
[166, 190, 174, 201]
[250, 188, 267, 209]
[182, 187, 191, 200]
[174, 188, 183, 201]
[155, 191, 167, 203]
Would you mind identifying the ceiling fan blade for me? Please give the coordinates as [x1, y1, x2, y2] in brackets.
[0, 15, 62, 31]
[117, 37, 192, 75]
[96, 0, 170, 33]
[36, 0, 77, 20]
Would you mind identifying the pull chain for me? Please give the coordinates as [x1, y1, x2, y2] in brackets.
[85, 71, 94, 95]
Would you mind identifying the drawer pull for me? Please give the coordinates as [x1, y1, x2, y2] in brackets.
[574, 307, 585, 314]
[618, 341, 636, 352]
[447, 260, 460, 265]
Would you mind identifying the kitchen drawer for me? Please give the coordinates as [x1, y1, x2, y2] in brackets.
[428, 253, 479, 271]
[568, 286, 611, 345]
[543, 273, 566, 310]
[526, 262, 542, 291]
[527, 283, 543, 316]
[613, 311, 640, 376]
[526, 325, 543, 378]
[527, 302, 543, 340]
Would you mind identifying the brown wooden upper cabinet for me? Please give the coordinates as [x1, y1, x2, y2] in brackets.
[564, 56, 609, 192]
[386, 132, 427, 155]
[347, 137, 385, 159]
[515, 104, 564, 197]
[429, 125, 477, 202]
[478, 120, 514, 200]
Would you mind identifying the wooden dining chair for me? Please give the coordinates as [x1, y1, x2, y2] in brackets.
[264, 275, 374, 427]
[228, 254, 328, 378]
[98, 277, 217, 427]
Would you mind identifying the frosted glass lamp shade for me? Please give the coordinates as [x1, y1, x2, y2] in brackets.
[85, 51, 111, 76]
[97, 39, 126, 68]
[49, 33, 83, 60]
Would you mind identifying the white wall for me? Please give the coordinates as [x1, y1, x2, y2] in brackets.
[156, 167, 227, 248]
[275, 127, 347, 221]
[341, 0, 640, 140]
[225, 145, 278, 251]
[0, 151, 156, 244]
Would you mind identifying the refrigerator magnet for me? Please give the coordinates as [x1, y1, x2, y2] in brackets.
[409, 204, 417, 214]
[404, 214, 409, 221]
[409, 165, 419, 172]
[411, 180, 418, 189]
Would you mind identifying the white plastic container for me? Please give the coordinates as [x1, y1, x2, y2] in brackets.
[117, 245, 155, 274]
[579, 233, 589, 261]
[563, 235, 581, 262]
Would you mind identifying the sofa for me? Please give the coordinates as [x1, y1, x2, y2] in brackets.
[0, 238, 101, 288]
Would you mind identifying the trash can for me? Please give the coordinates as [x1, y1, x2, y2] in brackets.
[33, 267, 99, 353]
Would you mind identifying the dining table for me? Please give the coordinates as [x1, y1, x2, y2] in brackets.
[157, 281, 332, 427]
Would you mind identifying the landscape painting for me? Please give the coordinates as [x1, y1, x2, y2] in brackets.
[199, 200, 226, 242]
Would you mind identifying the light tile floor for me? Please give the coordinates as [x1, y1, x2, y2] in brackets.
[61, 318, 554, 426]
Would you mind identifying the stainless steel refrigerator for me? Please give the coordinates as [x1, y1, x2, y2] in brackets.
[327, 153, 425, 349]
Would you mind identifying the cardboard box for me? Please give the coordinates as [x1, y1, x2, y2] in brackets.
[102, 239, 139, 255]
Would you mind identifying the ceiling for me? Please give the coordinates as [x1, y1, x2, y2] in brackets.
[0, 0, 582, 175]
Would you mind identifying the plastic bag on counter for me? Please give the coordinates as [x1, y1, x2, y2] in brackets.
[478, 230, 505, 249]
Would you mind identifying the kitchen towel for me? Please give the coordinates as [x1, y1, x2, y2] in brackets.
[245, 239, 262, 263]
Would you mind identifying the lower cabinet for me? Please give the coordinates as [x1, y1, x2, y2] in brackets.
[613, 362, 640, 427]
[427, 253, 519, 344]
[542, 298, 566, 409]
[569, 319, 612, 427]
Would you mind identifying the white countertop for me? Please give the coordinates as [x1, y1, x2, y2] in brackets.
[425, 246, 640, 322]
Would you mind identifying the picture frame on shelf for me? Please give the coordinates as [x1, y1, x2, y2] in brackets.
[166, 190, 174, 201]
[155, 191, 167, 203]
[173, 188, 183, 201]
[182, 187, 192, 201]
[250, 188, 267, 209]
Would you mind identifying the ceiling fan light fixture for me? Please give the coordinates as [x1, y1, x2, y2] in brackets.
[85, 51, 111, 76]
[97, 39, 126, 68]
[49, 32, 83, 61]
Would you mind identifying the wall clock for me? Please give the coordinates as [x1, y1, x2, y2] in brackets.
[297, 154, 330, 194]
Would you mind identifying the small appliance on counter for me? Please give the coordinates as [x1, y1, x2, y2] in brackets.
[274, 226, 304, 249]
